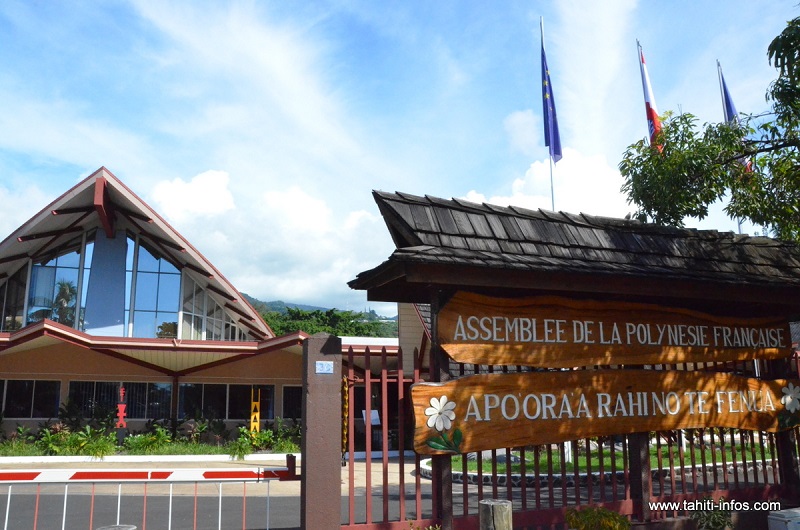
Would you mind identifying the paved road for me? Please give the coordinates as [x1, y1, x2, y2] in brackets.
[1, 490, 301, 530]
[0, 455, 429, 530]
[0, 456, 304, 529]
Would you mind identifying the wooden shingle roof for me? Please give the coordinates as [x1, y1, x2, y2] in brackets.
[350, 191, 800, 319]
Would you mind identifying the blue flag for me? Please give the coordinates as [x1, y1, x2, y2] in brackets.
[718, 62, 739, 123]
[541, 39, 562, 163]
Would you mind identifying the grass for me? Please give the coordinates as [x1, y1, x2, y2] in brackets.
[450, 443, 776, 475]
[0, 440, 44, 457]
[123, 440, 231, 456]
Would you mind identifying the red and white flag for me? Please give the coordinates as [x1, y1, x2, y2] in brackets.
[638, 41, 662, 149]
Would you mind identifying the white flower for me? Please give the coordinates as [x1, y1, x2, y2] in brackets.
[425, 395, 457, 432]
[782, 383, 800, 413]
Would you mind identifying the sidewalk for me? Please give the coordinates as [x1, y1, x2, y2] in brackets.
[0, 453, 419, 498]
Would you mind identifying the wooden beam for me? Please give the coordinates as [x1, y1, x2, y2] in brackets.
[183, 262, 214, 279]
[115, 205, 152, 223]
[226, 302, 254, 320]
[140, 232, 185, 252]
[176, 336, 300, 375]
[18, 227, 83, 242]
[239, 318, 267, 339]
[207, 283, 236, 302]
[93, 177, 115, 237]
[92, 347, 176, 376]
[52, 206, 94, 216]
[0, 253, 29, 265]
[29, 211, 93, 263]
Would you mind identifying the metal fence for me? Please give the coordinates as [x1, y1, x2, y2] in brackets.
[0, 467, 292, 530]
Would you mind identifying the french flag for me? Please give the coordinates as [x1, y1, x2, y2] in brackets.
[637, 41, 662, 149]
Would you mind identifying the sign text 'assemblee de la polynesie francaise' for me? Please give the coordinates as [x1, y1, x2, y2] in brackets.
[411, 292, 796, 455]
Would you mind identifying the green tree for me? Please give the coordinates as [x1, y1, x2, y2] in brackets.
[619, 15, 800, 241]
[262, 307, 397, 337]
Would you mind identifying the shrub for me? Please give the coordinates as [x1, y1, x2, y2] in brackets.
[181, 417, 209, 444]
[35, 422, 70, 456]
[62, 425, 116, 459]
[209, 419, 230, 445]
[270, 417, 301, 452]
[81, 432, 116, 459]
[566, 506, 630, 530]
[272, 437, 300, 453]
[122, 425, 172, 454]
[251, 428, 274, 451]
[690, 497, 733, 530]
[227, 427, 253, 460]
[58, 400, 84, 432]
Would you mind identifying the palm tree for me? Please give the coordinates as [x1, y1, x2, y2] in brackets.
[52, 279, 77, 327]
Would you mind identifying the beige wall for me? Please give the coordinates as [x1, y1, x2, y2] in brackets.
[0, 342, 304, 433]
[397, 303, 429, 371]
[187, 349, 303, 418]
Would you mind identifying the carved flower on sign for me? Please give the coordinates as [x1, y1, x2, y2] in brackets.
[782, 383, 800, 413]
[424, 395, 462, 453]
[425, 395, 456, 432]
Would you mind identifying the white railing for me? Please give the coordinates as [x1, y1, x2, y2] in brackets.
[0, 467, 292, 530]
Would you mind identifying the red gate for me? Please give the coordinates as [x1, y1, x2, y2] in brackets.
[339, 348, 797, 529]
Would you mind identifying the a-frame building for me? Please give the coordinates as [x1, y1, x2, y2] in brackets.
[0, 167, 307, 431]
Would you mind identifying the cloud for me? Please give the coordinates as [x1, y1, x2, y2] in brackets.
[465, 149, 631, 218]
[151, 176, 395, 313]
[504, 110, 540, 157]
[150, 170, 236, 222]
[0, 184, 51, 238]
[0, 85, 160, 178]
[0, 0, 785, 318]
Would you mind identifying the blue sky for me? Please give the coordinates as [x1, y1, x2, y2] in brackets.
[0, 1, 795, 316]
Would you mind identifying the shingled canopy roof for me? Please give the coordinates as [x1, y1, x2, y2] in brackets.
[350, 191, 800, 319]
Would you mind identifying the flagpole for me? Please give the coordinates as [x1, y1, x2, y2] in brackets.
[716, 60, 727, 120]
[718, 59, 743, 234]
[549, 155, 555, 211]
[541, 17, 555, 210]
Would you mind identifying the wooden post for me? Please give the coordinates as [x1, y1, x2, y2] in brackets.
[768, 357, 800, 496]
[300, 333, 342, 530]
[479, 499, 512, 530]
[431, 291, 453, 530]
[627, 432, 651, 522]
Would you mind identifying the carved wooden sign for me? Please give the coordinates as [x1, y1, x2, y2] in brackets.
[438, 292, 791, 368]
[412, 370, 800, 455]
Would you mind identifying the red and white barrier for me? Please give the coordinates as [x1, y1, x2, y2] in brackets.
[0, 467, 291, 484]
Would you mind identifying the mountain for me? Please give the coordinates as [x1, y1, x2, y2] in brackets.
[241, 294, 397, 320]
[241, 294, 327, 314]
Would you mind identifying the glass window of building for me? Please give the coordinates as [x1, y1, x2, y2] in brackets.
[3, 380, 60, 418]
[0, 266, 27, 331]
[229, 385, 274, 420]
[282, 386, 303, 420]
[0, 227, 248, 341]
[28, 245, 83, 327]
[148, 383, 172, 419]
[130, 241, 179, 339]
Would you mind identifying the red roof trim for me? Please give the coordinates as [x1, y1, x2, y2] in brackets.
[0, 319, 279, 354]
[0, 320, 307, 374]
